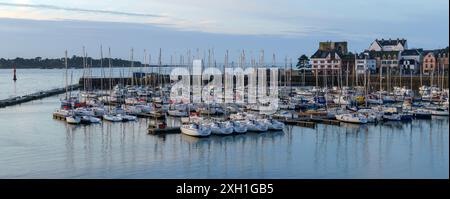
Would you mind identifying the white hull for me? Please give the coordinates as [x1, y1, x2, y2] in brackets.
[117, 114, 137, 121]
[180, 125, 211, 137]
[246, 120, 268, 132]
[335, 114, 368, 124]
[66, 116, 81, 124]
[81, 116, 101, 123]
[232, 121, 247, 134]
[168, 110, 188, 117]
[103, 114, 123, 122]
[211, 122, 234, 135]
[431, 110, 449, 116]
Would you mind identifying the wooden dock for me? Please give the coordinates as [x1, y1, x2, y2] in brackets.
[52, 112, 67, 121]
[308, 118, 341, 126]
[0, 84, 80, 108]
[136, 112, 166, 119]
[281, 119, 316, 129]
[148, 127, 180, 134]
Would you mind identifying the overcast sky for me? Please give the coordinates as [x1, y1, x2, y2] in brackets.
[0, 0, 448, 62]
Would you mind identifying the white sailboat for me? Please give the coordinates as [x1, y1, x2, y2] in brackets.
[335, 113, 368, 124]
[180, 123, 211, 137]
[81, 115, 101, 123]
[167, 109, 188, 117]
[232, 120, 247, 134]
[245, 119, 268, 132]
[430, 108, 449, 116]
[66, 115, 81, 124]
[210, 121, 234, 135]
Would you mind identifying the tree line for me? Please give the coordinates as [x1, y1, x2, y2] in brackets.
[0, 56, 144, 69]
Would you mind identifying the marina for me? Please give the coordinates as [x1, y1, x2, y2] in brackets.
[0, 95, 447, 178]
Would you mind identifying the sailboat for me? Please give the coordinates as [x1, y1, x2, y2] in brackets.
[335, 113, 368, 124]
[103, 47, 123, 122]
[180, 123, 211, 137]
[66, 114, 81, 124]
[261, 118, 285, 130]
[210, 121, 234, 135]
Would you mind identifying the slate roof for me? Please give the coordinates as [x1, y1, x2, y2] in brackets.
[375, 38, 407, 47]
[356, 52, 375, 59]
[401, 48, 423, 56]
[310, 50, 343, 59]
[367, 50, 400, 59]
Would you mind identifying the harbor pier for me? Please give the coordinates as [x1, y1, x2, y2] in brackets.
[0, 84, 80, 108]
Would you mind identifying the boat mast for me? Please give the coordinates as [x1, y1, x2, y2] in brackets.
[65, 50, 68, 100]
[82, 46, 86, 92]
[108, 47, 112, 112]
[346, 62, 349, 88]
[364, 64, 367, 108]
[130, 48, 134, 87]
[100, 45, 104, 94]
[143, 49, 147, 86]
[379, 65, 382, 101]
[290, 57, 293, 94]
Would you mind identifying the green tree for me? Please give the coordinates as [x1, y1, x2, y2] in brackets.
[296, 54, 310, 69]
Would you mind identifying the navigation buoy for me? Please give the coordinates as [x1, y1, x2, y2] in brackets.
[13, 64, 17, 81]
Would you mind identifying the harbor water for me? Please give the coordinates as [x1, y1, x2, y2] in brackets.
[0, 95, 448, 178]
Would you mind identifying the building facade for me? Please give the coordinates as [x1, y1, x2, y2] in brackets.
[355, 52, 376, 74]
[368, 38, 408, 51]
[368, 51, 400, 73]
[400, 49, 423, 73]
[436, 47, 449, 72]
[422, 51, 436, 75]
[310, 50, 342, 75]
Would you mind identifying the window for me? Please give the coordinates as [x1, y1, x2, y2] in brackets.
[313, 60, 318, 64]
[320, 60, 325, 64]
[327, 60, 331, 63]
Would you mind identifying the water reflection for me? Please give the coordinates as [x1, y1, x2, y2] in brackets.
[3, 99, 447, 178]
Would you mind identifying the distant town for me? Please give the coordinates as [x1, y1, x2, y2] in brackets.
[0, 38, 448, 78]
[302, 38, 449, 77]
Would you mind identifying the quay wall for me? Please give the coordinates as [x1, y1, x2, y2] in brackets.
[80, 73, 448, 92]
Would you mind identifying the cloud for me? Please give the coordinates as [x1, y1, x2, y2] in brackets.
[0, 2, 164, 18]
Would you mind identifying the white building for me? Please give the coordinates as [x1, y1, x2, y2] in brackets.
[399, 59, 419, 73]
[400, 49, 423, 73]
[368, 38, 407, 52]
[355, 53, 376, 74]
[310, 50, 342, 75]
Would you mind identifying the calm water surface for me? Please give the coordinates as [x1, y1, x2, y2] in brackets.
[0, 67, 173, 99]
[0, 95, 448, 178]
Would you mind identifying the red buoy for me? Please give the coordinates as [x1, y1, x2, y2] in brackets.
[13, 64, 17, 81]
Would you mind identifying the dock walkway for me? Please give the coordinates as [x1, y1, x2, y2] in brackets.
[0, 84, 80, 108]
